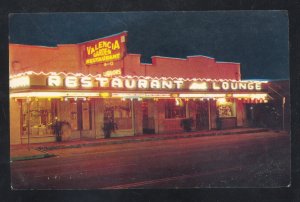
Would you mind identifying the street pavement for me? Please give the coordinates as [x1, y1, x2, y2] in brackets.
[10, 130, 290, 189]
[10, 127, 268, 161]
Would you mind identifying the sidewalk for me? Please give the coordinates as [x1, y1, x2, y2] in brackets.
[10, 127, 269, 161]
[10, 147, 55, 162]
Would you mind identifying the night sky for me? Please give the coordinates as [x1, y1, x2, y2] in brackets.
[9, 11, 289, 80]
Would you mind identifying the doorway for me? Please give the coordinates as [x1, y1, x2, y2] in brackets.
[142, 100, 155, 134]
[195, 100, 209, 130]
[74, 100, 92, 139]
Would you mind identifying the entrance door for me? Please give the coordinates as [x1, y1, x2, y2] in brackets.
[103, 106, 114, 125]
[195, 100, 209, 130]
[142, 100, 155, 134]
[77, 100, 91, 139]
[67, 100, 92, 140]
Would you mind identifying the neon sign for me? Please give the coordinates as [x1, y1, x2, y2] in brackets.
[10, 71, 266, 92]
[211, 81, 262, 91]
[48, 76, 184, 90]
[189, 82, 208, 90]
[46, 75, 263, 91]
[103, 69, 122, 77]
[9, 76, 30, 88]
[82, 32, 127, 65]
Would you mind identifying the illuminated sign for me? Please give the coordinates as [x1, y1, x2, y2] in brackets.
[210, 81, 262, 91]
[10, 76, 30, 88]
[46, 75, 263, 91]
[48, 76, 184, 90]
[189, 82, 208, 90]
[81, 32, 127, 65]
[103, 69, 122, 77]
[10, 72, 266, 94]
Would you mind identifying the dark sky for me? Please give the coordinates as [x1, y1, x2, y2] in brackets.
[9, 11, 289, 80]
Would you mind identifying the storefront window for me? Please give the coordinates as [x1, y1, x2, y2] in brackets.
[103, 99, 132, 130]
[216, 98, 236, 117]
[165, 99, 186, 119]
[21, 99, 57, 136]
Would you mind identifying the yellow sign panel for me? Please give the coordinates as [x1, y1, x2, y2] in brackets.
[82, 32, 127, 65]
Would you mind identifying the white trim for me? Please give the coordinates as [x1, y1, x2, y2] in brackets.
[151, 56, 186, 60]
[187, 55, 215, 59]
[216, 61, 240, 65]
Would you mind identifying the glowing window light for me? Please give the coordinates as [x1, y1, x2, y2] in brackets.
[9, 76, 30, 88]
[175, 98, 184, 106]
[10, 92, 99, 98]
[217, 98, 227, 105]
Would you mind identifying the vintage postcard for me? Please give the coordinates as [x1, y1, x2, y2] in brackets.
[9, 11, 290, 189]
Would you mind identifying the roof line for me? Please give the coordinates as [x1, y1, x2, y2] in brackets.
[77, 31, 128, 44]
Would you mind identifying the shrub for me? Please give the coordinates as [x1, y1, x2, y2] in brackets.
[180, 118, 194, 132]
[102, 121, 118, 138]
[52, 120, 70, 142]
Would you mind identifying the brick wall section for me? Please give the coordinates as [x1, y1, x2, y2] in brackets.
[9, 99, 21, 145]
[9, 44, 80, 74]
[10, 44, 241, 80]
[123, 54, 145, 76]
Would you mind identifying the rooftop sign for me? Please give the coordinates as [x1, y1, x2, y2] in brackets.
[81, 32, 127, 65]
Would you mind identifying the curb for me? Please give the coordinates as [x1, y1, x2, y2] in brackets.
[36, 128, 269, 151]
[11, 153, 56, 162]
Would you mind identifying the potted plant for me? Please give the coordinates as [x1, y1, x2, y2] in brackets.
[102, 120, 118, 139]
[52, 119, 70, 142]
[180, 118, 194, 132]
[216, 114, 222, 130]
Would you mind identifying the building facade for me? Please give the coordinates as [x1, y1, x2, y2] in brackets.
[9, 31, 269, 144]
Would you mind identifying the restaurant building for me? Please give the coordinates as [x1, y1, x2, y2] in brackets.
[9, 31, 269, 144]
